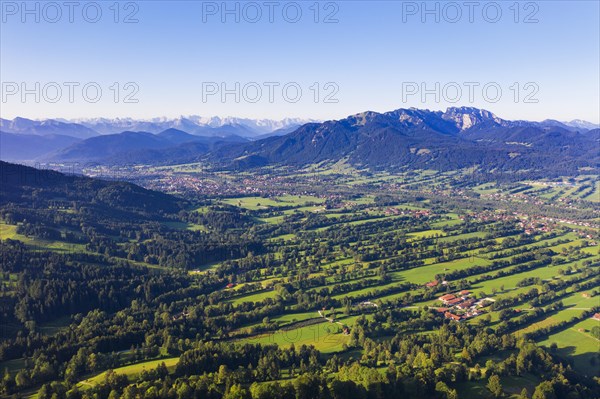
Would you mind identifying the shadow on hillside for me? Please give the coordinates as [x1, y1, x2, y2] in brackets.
[541, 344, 600, 377]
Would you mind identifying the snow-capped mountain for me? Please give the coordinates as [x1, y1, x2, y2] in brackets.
[0, 117, 98, 139]
[563, 119, 600, 131]
[65, 116, 317, 137]
[2, 109, 597, 168]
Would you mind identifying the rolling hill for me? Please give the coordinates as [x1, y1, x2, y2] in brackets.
[0, 133, 82, 161]
[0, 160, 182, 214]
[43, 129, 248, 164]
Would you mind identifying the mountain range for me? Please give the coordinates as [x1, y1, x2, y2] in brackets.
[0, 116, 313, 162]
[45, 129, 248, 164]
[0, 117, 99, 139]
[1, 108, 598, 173]
[207, 107, 600, 173]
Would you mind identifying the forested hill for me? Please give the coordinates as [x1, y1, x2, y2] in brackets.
[206, 107, 599, 174]
[0, 161, 260, 270]
[0, 161, 182, 215]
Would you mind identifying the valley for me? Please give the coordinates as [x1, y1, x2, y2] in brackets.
[0, 160, 598, 399]
[3, 0, 598, 396]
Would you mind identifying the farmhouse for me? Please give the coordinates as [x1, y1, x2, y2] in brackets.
[439, 294, 456, 303]
[457, 299, 476, 310]
[444, 312, 462, 322]
[476, 298, 495, 308]
[592, 313, 600, 321]
[426, 280, 439, 288]
[464, 309, 482, 318]
[446, 297, 464, 306]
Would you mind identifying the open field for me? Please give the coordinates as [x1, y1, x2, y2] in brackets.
[2, 165, 599, 398]
[538, 318, 600, 374]
[221, 194, 325, 211]
[78, 357, 180, 388]
[238, 315, 357, 353]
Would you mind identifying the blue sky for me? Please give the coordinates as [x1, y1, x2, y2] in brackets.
[1, 0, 599, 123]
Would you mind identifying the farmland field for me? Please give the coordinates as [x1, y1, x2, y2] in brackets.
[1, 164, 599, 399]
[3, 1, 600, 397]
[78, 357, 180, 388]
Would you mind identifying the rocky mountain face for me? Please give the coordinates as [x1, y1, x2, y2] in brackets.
[206, 107, 599, 174]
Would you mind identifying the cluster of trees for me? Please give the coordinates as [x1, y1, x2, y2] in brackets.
[29, 322, 600, 399]
[1, 162, 599, 399]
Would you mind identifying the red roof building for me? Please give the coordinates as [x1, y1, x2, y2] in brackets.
[446, 298, 464, 306]
[457, 299, 476, 309]
[444, 312, 462, 321]
[439, 294, 456, 302]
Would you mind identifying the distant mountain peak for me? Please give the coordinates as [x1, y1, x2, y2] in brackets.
[3, 108, 599, 167]
[62, 115, 317, 137]
[348, 111, 382, 126]
[564, 119, 600, 130]
[0, 117, 98, 139]
[206, 106, 598, 173]
[442, 107, 505, 130]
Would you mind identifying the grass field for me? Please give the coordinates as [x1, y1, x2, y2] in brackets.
[0, 222, 20, 239]
[204, 189, 598, 369]
[226, 289, 279, 305]
[161, 220, 206, 232]
[221, 195, 324, 210]
[78, 357, 180, 388]
[406, 229, 446, 240]
[1, 222, 87, 252]
[538, 318, 600, 375]
[3, 168, 599, 396]
[240, 317, 354, 353]
[453, 374, 539, 399]
[221, 196, 283, 210]
[142, 200, 600, 370]
[391, 257, 492, 285]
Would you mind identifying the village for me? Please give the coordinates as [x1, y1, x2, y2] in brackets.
[434, 290, 496, 322]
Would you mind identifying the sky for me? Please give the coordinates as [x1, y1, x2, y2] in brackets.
[1, 0, 599, 123]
